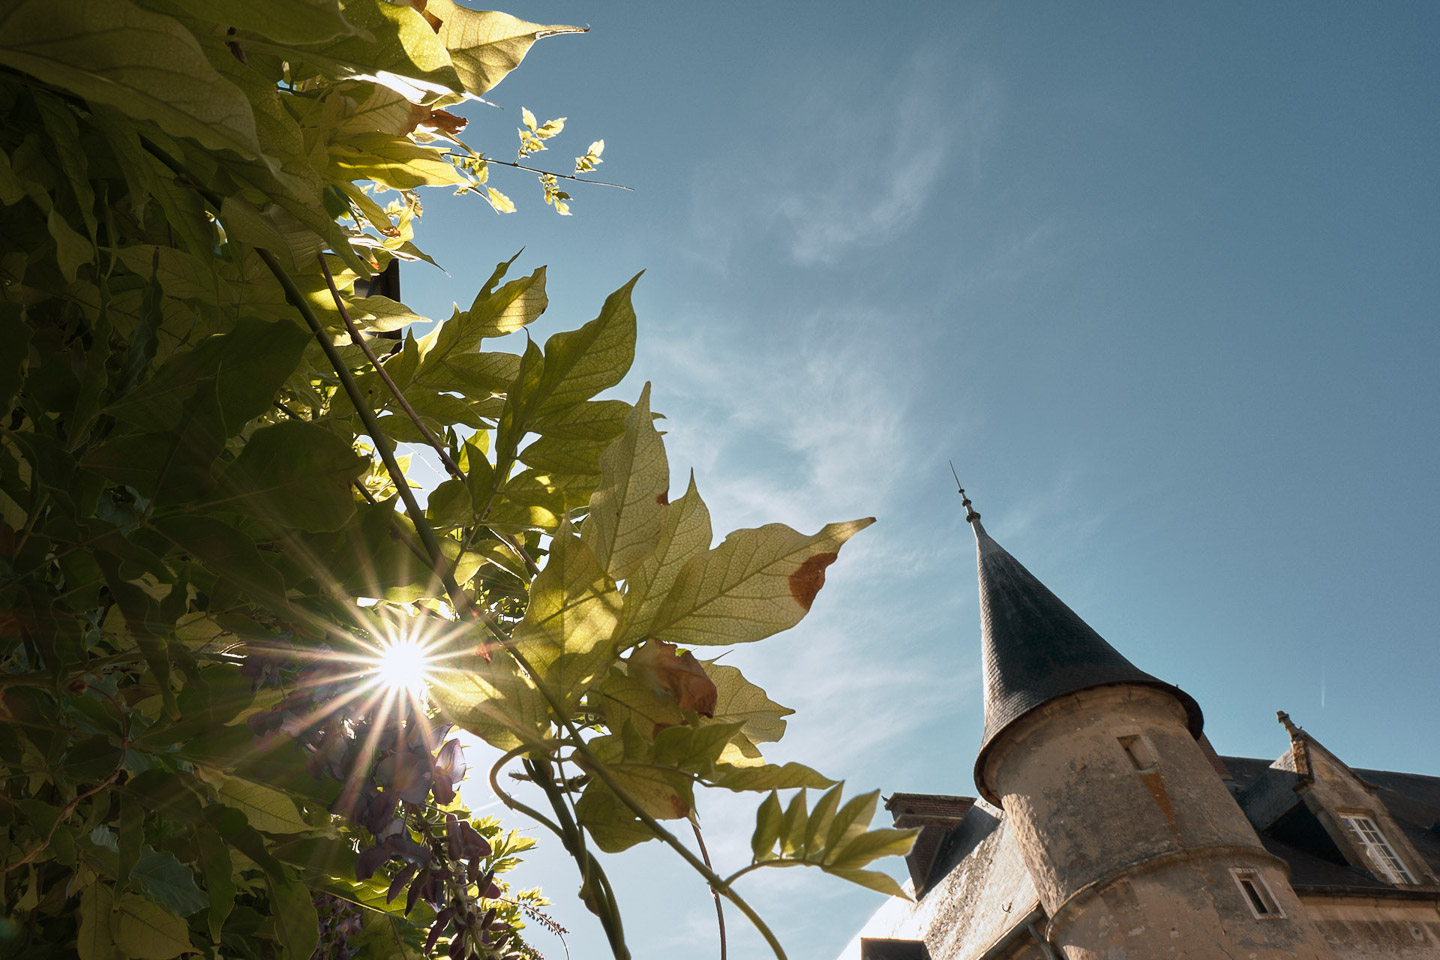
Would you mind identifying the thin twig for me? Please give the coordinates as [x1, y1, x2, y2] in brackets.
[692, 818, 727, 960]
[316, 255, 462, 478]
[444, 154, 633, 191]
[3, 691, 129, 875]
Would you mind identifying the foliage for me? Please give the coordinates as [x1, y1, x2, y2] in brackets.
[0, 2, 915, 960]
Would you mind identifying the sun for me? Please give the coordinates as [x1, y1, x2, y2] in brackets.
[373, 637, 433, 695]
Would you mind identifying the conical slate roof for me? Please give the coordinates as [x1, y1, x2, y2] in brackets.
[964, 499, 1203, 805]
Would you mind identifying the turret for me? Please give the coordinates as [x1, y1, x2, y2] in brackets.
[960, 488, 1336, 959]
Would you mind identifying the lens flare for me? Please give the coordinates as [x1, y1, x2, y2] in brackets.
[374, 637, 432, 695]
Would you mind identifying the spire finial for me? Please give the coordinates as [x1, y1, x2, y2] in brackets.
[949, 460, 981, 523]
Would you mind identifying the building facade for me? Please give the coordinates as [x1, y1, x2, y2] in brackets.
[841, 497, 1440, 960]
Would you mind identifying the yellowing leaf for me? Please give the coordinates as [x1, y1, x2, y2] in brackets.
[327, 132, 468, 191]
[641, 518, 874, 647]
[582, 383, 669, 582]
[422, 1, 585, 96]
[521, 106, 537, 131]
[486, 186, 515, 213]
[704, 662, 793, 743]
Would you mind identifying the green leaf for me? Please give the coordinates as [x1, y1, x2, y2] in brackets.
[825, 789, 882, 857]
[422, 1, 585, 96]
[0, 146, 25, 205]
[152, 515, 293, 615]
[430, 651, 550, 751]
[615, 472, 712, 646]
[454, 263, 548, 343]
[704, 662, 793, 744]
[78, 882, 120, 960]
[130, 847, 209, 917]
[778, 789, 809, 858]
[533, 274, 639, 420]
[582, 383, 669, 582]
[219, 195, 293, 259]
[136, 0, 360, 45]
[114, 893, 192, 959]
[105, 311, 310, 434]
[285, 0, 463, 101]
[269, 877, 321, 960]
[213, 774, 311, 834]
[47, 206, 92, 281]
[825, 826, 919, 871]
[221, 420, 366, 533]
[751, 792, 784, 862]
[512, 524, 621, 710]
[0, 306, 31, 419]
[803, 783, 845, 860]
[709, 761, 835, 793]
[193, 824, 235, 943]
[590, 667, 684, 740]
[571, 780, 656, 854]
[577, 728, 695, 823]
[634, 517, 873, 648]
[822, 866, 910, 899]
[0, 0, 263, 159]
[34, 90, 97, 238]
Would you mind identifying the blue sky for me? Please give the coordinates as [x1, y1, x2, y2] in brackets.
[412, 4, 1440, 958]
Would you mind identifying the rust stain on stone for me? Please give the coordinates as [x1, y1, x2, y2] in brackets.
[1138, 770, 1179, 836]
[789, 552, 839, 611]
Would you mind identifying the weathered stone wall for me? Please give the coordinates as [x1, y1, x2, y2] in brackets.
[835, 804, 1042, 960]
[983, 685, 1337, 960]
[1303, 896, 1440, 959]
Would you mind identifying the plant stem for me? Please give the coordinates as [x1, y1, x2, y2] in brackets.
[316, 255, 462, 478]
[693, 818, 727, 960]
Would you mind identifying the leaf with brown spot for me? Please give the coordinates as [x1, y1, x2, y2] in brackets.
[639, 518, 874, 647]
[420, 108, 467, 137]
[628, 639, 716, 718]
[789, 551, 838, 611]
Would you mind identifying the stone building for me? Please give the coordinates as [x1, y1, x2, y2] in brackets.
[841, 495, 1440, 960]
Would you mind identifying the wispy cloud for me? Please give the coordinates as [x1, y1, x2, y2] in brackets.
[684, 46, 997, 271]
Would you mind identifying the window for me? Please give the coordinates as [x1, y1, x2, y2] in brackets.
[1117, 735, 1157, 771]
[1341, 815, 1417, 884]
[1230, 869, 1282, 919]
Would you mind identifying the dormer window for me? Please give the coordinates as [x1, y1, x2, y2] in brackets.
[1341, 815, 1417, 884]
